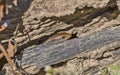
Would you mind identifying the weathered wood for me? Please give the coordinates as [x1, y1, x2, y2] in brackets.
[1, 0, 118, 47]
[1, 0, 120, 75]
[19, 26, 120, 74]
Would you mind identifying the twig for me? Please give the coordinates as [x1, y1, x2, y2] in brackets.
[0, 43, 15, 73]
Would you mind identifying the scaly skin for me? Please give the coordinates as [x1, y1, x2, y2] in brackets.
[45, 32, 72, 43]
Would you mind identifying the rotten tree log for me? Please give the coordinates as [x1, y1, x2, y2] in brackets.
[10, 25, 120, 74]
[1, 0, 120, 75]
[0, 0, 119, 47]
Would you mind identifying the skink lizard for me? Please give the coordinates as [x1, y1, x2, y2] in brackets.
[45, 32, 72, 44]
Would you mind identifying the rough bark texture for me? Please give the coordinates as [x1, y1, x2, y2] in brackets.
[1, 0, 119, 46]
[0, 0, 120, 75]
[20, 26, 120, 74]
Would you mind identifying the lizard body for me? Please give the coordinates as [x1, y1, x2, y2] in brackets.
[45, 32, 72, 44]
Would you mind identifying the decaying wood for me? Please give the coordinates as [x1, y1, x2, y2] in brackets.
[1, 0, 120, 75]
[16, 26, 120, 74]
[0, 0, 119, 46]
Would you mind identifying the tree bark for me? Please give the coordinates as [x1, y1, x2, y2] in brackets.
[1, 0, 120, 75]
